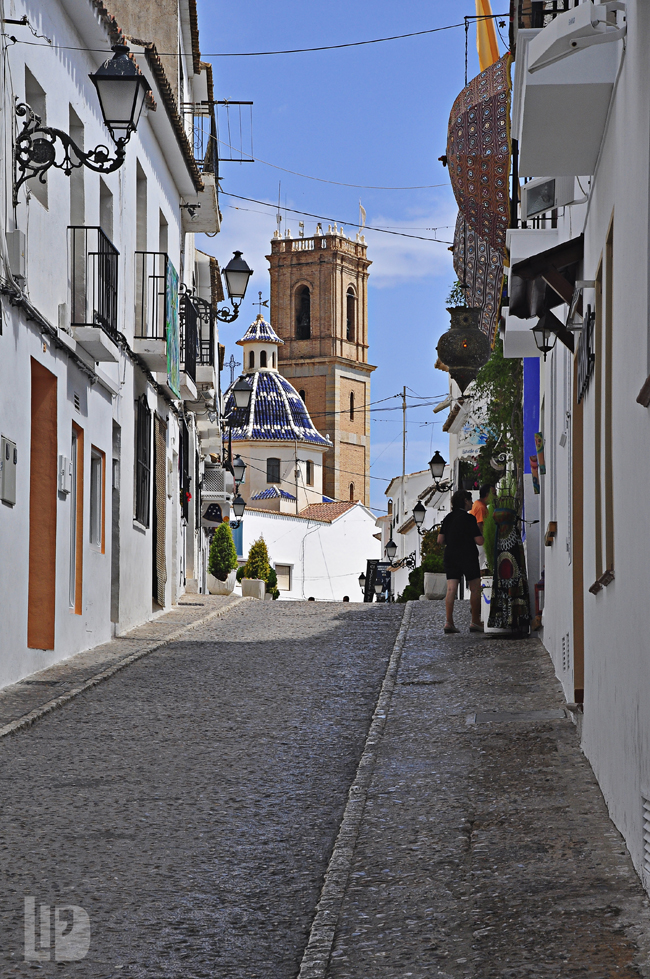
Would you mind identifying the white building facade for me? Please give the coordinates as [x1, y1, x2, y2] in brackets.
[506, 0, 650, 890]
[0, 0, 226, 686]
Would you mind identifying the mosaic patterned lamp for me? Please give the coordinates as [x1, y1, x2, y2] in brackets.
[436, 306, 491, 394]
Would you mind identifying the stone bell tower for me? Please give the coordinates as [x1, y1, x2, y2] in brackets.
[267, 225, 375, 505]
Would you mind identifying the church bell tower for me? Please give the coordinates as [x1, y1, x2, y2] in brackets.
[267, 225, 375, 505]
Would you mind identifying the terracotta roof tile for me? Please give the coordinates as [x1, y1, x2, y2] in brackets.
[298, 501, 357, 523]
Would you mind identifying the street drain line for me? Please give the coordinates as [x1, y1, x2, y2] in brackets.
[297, 600, 414, 979]
[0, 596, 252, 742]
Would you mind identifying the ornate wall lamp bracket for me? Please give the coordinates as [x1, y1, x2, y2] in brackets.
[214, 303, 242, 324]
[14, 103, 127, 206]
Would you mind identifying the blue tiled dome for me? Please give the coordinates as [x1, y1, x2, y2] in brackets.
[224, 371, 331, 446]
[236, 314, 284, 345]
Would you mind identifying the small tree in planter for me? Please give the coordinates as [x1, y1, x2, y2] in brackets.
[207, 522, 239, 595]
[208, 523, 238, 581]
[241, 536, 274, 600]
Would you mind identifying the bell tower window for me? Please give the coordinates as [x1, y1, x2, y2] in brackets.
[248, 351, 255, 369]
[346, 287, 356, 341]
[349, 482, 355, 501]
[260, 350, 267, 368]
[296, 285, 311, 340]
[267, 457, 281, 483]
[349, 392, 355, 420]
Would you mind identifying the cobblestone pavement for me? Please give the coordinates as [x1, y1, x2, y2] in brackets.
[0, 594, 239, 731]
[324, 600, 650, 979]
[0, 599, 404, 978]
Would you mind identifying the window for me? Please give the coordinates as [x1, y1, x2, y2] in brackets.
[99, 179, 113, 241]
[299, 389, 306, 402]
[275, 564, 292, 591]
[272, 352, 276, 368]
[135, 396, 151, 526]
[249, 350, 255, 369]
[267, 457, 281, 483]
[349, 482, 355, 501]
[349, 392, 355, 420]
[25, 68, 47, 206]
[69, 423, 84, 614]
[69, 429, 78, 608]
[306, 459, 314, 486]
[296, 285, 311, 339]
[346, 287, 356, 341]
[90, 448, 105, 549]
[260, 350, 267, 368]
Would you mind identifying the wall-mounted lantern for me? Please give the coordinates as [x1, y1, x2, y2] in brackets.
[14, 44, 150, 206]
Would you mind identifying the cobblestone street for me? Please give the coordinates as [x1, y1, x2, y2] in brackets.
[1, 598, 649, 978]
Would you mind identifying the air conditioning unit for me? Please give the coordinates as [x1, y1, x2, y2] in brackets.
[528, 1, 626, 74]
[201, 462, 234, 528]
[521, 176, 577, 220]
[58, 454, 71, 495]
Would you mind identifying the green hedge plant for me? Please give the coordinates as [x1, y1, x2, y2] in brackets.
[208, 522, 238, 581]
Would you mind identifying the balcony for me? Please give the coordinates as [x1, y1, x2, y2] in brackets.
[178, 103, 222, 234]
[509, 0, 577, 55]
[512, 2, 625, 177]
[68, 226, 119, 362]
[133, 251, 169, 372]
[179, 292, 198, 400]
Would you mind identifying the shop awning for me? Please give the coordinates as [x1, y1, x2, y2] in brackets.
[510, 234, 584, 320]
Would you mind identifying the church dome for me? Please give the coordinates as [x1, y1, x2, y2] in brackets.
[224, 316, 331, 447]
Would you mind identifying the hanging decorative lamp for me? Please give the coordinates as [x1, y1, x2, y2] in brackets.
[436, 307, 491, 394]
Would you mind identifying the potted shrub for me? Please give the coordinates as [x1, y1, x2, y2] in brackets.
[241, 536, 271, 600]
[207, 522, 238, 595]
[398, 527, 446, 602]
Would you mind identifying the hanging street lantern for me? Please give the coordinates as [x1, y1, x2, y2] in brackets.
[90, 43, 150, 139]
[232, 454, 246, 485]
[429, 451, 446, 481]
[531, 316, 558, 361]
[385, 538, 398, 562]
[436, 307, 491, 394]
[413, 501, 426, 531]
[358, 572, 366, 591]
[231, 376, 253, 410]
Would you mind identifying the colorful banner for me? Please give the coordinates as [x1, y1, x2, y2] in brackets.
[534, 431, 546, 475]
[530, 455, 540, 494]
[166, 259, 180, 398]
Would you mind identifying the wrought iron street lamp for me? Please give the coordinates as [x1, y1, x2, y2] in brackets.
[231, 376, 253, 410]
[385, 538, 398, 562]
[230, 492, 246, 529]
[429, 451, 446, 481]
[358, 571, 366, 592]
[413, 500, 426, 535]
[232, 454, 246, 486]
[14, 43, 150, 205]
[532, 318, 557, 361]
[216, 252, 254, 323]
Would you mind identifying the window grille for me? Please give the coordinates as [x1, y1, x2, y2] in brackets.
[296, 286, 311, 339]
[267, 457, 281, 483]
[346, 287, 356, 341]
[90, 449, 103, 547]
[306, 460, 313, 486]
[69, 226, 119, 333]
[179, 293, 198, 382]
[135, 251, 168, 339]
[135, 396, 152, 527]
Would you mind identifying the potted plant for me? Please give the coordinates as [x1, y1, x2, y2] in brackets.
[240, 536, 271, 600]
[207, 522, 238, 595]
[398, 527, 446, 602]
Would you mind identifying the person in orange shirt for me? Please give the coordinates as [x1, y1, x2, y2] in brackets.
[470, 484, 495, 535]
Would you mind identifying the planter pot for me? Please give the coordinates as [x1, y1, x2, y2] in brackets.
[207, 570, 237, 596]
[241, 578, 266, 600]
[423, 572, 447, 600]
[264, 591, 273, 601]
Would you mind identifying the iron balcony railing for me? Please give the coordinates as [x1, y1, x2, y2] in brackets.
[194, 295, 214, 366]
[69, 226, 119, 333]
[135, 251, 168, 340]
[509, 0, 578, 54]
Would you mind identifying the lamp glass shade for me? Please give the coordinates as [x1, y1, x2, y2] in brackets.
[374, 579, 383, 595]
[232, 454, 246, 484]
[232, 494, 246, 519]
[358, 572, 366, 590]
[90, 45, 150, 134]
[223, 251, 253, 302]
[385, 538, 398, 561]
[413, 501, 426, 527]
[429, 450, 446, 480]
[532, 323, 557, 358]
[232, 377, 252, 409]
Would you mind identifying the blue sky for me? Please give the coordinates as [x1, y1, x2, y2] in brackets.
[195, 0, 506, 514]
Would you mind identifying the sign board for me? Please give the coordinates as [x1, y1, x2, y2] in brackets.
[577, 306, 595, 404]
[364, 559, 391, 603]
[166, 259, 180, 398]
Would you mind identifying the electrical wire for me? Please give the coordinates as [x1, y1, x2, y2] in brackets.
[223, 193, 453, 243]
[8, 22, 469, 57]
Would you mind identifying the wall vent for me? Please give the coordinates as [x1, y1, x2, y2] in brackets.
[561, 633, 571, 672]
[643, 795, 650, 877]
[74, 392, 81, 412]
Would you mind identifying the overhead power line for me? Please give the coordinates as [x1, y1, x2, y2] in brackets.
[223, 193, 453, 244]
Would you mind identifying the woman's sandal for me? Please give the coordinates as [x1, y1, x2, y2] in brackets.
[444, 625, 460, 634]
[470, 623, 484, 633]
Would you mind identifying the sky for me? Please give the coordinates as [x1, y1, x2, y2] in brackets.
[195, 0, 507, 515]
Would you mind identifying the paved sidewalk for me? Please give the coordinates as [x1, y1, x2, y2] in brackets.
[319, 600, 650, 979]
[0, 594, 240, 732]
